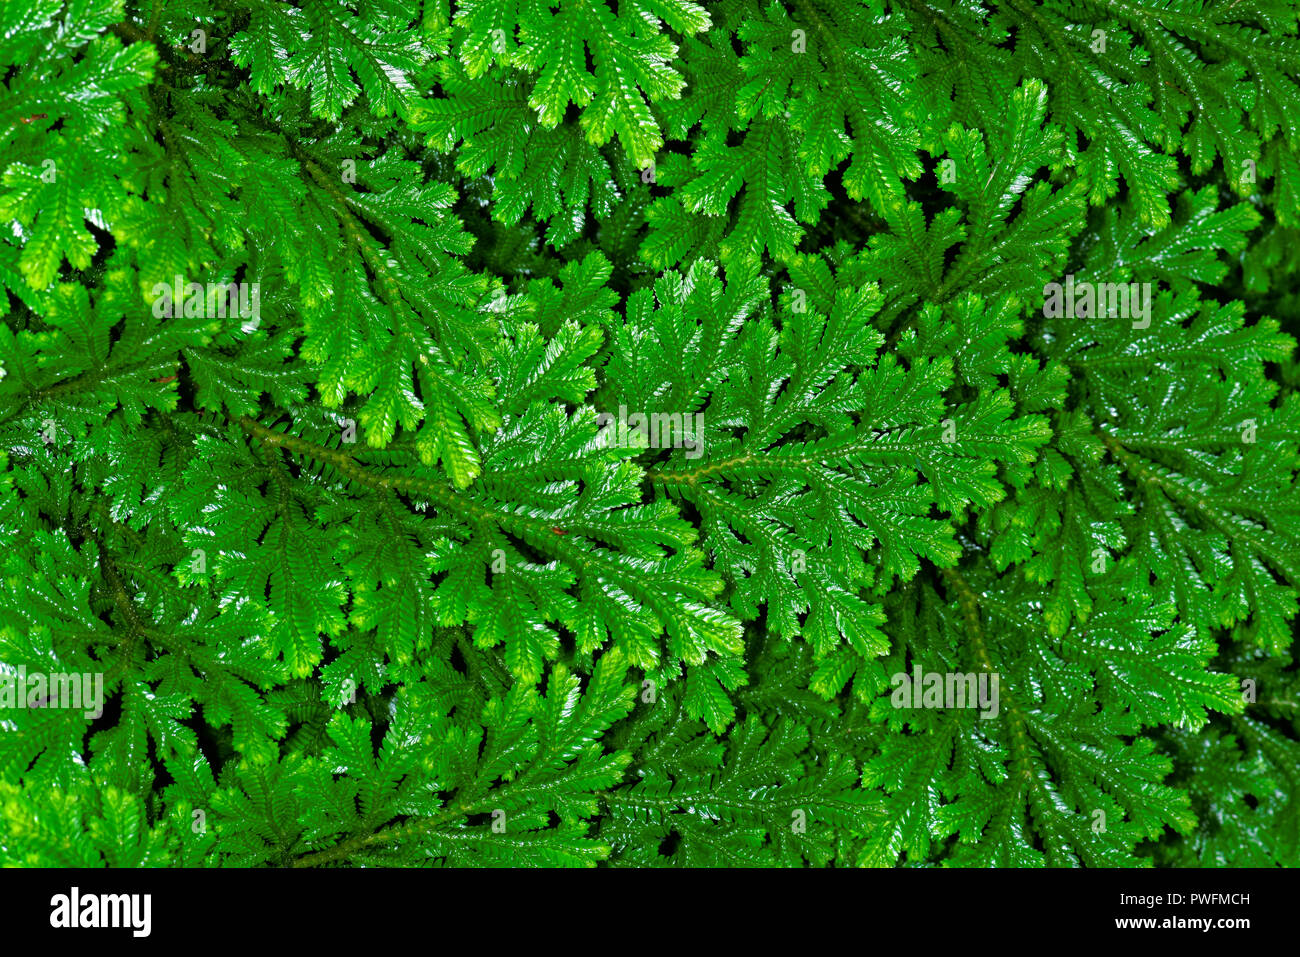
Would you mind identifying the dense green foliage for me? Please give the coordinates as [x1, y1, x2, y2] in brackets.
[1, 0, 1298, 868]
